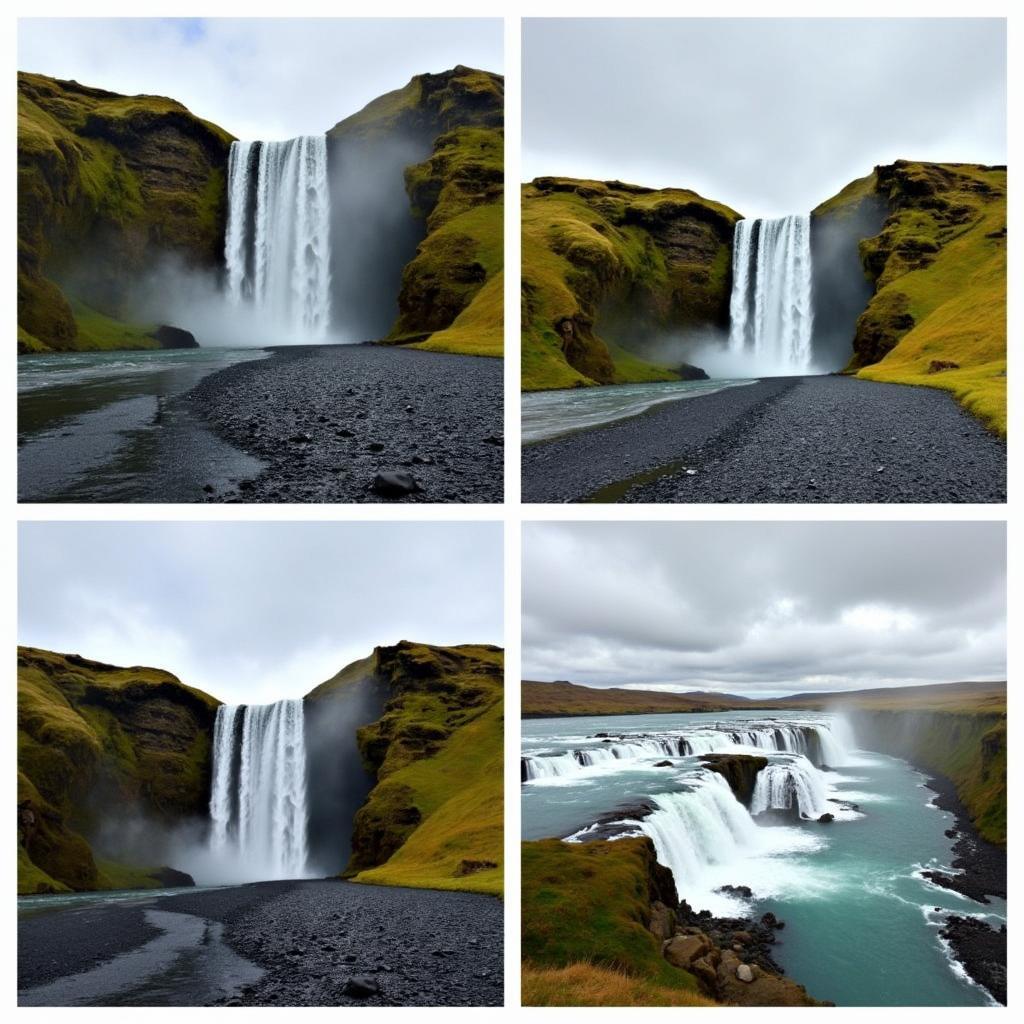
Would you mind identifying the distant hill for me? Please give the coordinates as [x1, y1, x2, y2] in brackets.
[522, 679, 751, 718]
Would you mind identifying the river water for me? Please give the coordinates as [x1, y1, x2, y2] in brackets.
[18, 348, 267, 502]
[521, 710, 1002, 1006]
[521, 378, 757, 444]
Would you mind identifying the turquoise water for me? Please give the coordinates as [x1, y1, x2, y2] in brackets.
[522, 711, 1002, 1006]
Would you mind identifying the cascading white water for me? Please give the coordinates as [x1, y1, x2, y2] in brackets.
[208, 699, 310, 879]
[728, 214, 814, 373]
[224, 137, 332, 339]
[750, 755, 831, 819]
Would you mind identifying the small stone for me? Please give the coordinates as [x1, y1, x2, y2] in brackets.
[340, 977, 379, 999]
[367, 442, 385, 452]
[371, 471, 420, 498]
[736, 963, 754, 983]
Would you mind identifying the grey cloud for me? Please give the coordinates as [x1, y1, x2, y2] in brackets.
[522, 522, 1005, 697]
[523, 18, 1006, 216]
[19, 522, 503, 704]
[19, 18, 503, 140]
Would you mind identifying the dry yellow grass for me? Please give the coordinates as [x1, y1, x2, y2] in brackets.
[522, 963, 716, 1007]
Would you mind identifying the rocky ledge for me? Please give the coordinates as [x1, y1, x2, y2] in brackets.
[649, 896, 827, 1006]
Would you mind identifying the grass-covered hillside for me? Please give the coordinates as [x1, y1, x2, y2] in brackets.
[815, 161, 1007, 435]
[807, 680, 1007, 845]
[521, 178, 740, 391]
[336, 641, 505, 896]
[329, 66, 504, 358]
[522, 837, 714, 1007]
[17, 646, 220, 894]
[17, 72, 233, 353]
[522, 679, 749, 718]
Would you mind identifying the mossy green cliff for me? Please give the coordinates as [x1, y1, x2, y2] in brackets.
[325, 641, 504, 895]
[814, 160, 1007, 435]
[17, 72, 233, 353]
[328, 66, 504, 357]
[522, 178, 740, 391]
[17, 646, 220, 894]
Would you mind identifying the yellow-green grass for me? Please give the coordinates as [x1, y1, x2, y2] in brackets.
[347, 643, 504, 895]
[521, 837, 701, 1000]
[522, 963, 716, 1007]
[351, 700, 503, 895]
[409, 270, 503, 356]
[67, 298, 160, 352]
[853, 164, 1006, 435]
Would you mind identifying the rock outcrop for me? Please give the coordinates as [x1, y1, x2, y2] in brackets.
[814, 160, 1007, 434]
[329, 641, 504, 894]
[699, 753, 768, 806]
[17, 73, 233, 352]
[521, 178, 740, 390]
[327, 66, 504, 356]
[17, 646, 220, 893]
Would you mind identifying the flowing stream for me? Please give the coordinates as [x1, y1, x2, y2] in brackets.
[521, 710, 1001, 1006]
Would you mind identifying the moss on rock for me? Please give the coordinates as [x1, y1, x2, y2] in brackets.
[17, 72, 233, 352]
[521, 178, 740, 391]
[341, 640, 504, 895]
[17, 646, 220, 893]
[815, 160, 1006, 435]
[328, 67, 504, 358]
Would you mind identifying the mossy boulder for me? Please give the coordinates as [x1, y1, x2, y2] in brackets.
[337, 640, 504, 894]
[521, 177, 740, 391]
[17, 72, 233, 352]
[814, 160, 1007, 435]
[17, 646, 220, 893]
[327, 66, 504, 358]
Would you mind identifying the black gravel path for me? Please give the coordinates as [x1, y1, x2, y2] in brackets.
[522, 375, 1005, 503]
[183, 345, 503, 503]
[18, 879, 503, 1007]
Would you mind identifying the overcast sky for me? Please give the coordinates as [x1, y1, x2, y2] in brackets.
[19, 522, 502, 704]
[523, 18, 1006, 217]
[18, 18, 503, 140]
[523, 522, 1005, 697]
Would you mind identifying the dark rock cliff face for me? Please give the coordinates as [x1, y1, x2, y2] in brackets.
[17, 72, 233, 351]
[810, 182, 888, 371]
[326, 66, 503, 346]
[17, 646, 220, 893]
[699, 754, 768, 806]
[303, 657, 390, 876]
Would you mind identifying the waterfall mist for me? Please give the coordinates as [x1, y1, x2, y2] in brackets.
[326, 132, 431, 342]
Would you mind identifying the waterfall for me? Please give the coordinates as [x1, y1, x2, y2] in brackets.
[208, 699, 310, 879]
[224, 137, 332, 339]
[750, 755, 831, 819]
[728, 214, 814, 373]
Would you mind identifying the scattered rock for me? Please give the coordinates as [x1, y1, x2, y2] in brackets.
[371, 471, 420, 498]
[149, 324, 199, 349]
[340, 977, 380, 999]
[716, 884, 753, 898]
[736, 963, 754, 983]
[664, 932, 712, 969]
[928, 359, 961, 373]
[818, 813, 834, 824]
[653, 760, 674, 767]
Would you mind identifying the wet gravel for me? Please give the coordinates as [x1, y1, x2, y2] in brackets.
[181, 345, 503, 503]
[522, 375, 1006, 503]
[19, 879, 504, 1007]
